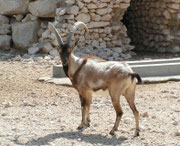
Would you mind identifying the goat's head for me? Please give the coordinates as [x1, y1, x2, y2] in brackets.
[48, 22, 88, 66]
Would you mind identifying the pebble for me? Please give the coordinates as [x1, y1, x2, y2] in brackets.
[142, 112, 149, 117]
[119, 136, 128, 140]
[2, 101, 13, 108]
[1, 112, 8, 116]
[172, 120, 178, 126]
[123, 117, 133, 124]
[16, 135, 29, 144]
[174, 131, 180, 136]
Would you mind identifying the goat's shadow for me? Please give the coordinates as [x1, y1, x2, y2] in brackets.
[18, 130, 128, 145]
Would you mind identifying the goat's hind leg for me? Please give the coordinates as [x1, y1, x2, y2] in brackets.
[109, 89, 123, 135]
[124, 87, 140, 136]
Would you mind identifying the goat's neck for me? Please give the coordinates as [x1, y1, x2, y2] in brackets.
[68, 53, 82, 78]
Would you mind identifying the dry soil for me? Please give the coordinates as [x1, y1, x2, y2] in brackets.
[0, 54, 180, 145]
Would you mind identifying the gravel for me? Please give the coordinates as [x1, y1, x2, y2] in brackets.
[0, 52, 180, 145]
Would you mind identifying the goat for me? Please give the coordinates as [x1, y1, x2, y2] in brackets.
[48, 21, 142, 136]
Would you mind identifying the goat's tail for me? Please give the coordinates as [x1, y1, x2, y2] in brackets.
[129, 73, 143, 84]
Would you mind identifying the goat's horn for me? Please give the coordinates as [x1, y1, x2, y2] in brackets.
[66, 21, 89, 47]
[48, 22, 64, 47]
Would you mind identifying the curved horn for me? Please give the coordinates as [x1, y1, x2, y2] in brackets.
[48, 22, 64, 47]
[66, 21, 89, 47]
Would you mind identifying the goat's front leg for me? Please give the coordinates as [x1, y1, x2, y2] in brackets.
[78, 94, 92, 129]
[110, 98, 123, 135]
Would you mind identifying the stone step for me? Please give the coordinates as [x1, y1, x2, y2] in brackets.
[127, 58, 180, 65]
[131, 62, 180, 77]
[52, 58, 180, 82]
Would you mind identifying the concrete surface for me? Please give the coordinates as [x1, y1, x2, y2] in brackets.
[50, 58, 180, 84]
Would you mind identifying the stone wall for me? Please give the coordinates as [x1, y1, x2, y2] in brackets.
[50, 0, 133, 60]
[124, 0, 180, 53]
[0, 0, 180, 59]
[0, 0, 133, 60]
[0, 0, 63, 56]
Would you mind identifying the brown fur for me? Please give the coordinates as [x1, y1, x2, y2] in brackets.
[72, 58, 87, 88]
[85, 56, 106, 62]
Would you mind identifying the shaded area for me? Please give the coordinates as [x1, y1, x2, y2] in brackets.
[14, 131, 127, 145]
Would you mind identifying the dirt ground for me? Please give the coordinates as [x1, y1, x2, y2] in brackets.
[0, 53, 180, 145]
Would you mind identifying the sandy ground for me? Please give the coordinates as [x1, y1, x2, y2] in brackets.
[0, 54, 180, 145]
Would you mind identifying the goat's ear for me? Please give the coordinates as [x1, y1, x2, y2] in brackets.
[67, 39, 79, 53]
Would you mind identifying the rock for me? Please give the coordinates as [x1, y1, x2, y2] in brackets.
[163, 10, 171, 19]
[0, 15, 9, 25]
[0, 24, 11, 35]
[41, 42, 54, 53]
[22, 14, 38, 22]
[0, 35, 11, 50]
[42, 30, 51, 40]
[28, 0, 60, 18]
[119, 136, 128, 140]
[89, 21, 109, 28]
[98, 2, 107, 8]
[49, 49, 59, 57]
[12, 21, 39, 49]
[91, 13, 101, 21]
[0, 0, 29, 15]
[38, 28, 45, 37]
[14, 14, 24, 21]
[101, 14, 112, 21]
[84, 0, 91, 3]
[123, 117, 132, 124]
[28, 47, 40, 55]
[77, 1, 84, 9]
[80, 7, 89, 13]
[66, 0, 75, 5]
[16, 135, 29, 145]
[172, 120, 178, 126]
[67, 5, 79, 15]
[142, 112, 149, 117]
[56, 8, 66, 16]
[96, 8, 108, 15]
[175, 131, 180, 136]
[87, 3, 97, 9]
[2, 101, 13, 108]
[113, 47, 123, 53]
[76, 13, 91, 23]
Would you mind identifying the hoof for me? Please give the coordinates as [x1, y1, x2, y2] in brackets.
[134, 129, 140, 137]
[77, 123, 89, 130]
[109, 130, 115, 135]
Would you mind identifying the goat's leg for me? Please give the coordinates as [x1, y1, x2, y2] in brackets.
[84, 91, 92, 126]
[78, 93, 92, 129]
[109, 90, 123, 135]
[125, 91, 140, 136]
[78, 95, 88, 129]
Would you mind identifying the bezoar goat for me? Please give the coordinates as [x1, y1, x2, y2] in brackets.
[48, 21, 142, 136]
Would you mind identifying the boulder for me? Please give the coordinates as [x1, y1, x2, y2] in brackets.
[28, 46, 40, 55]
[76, 13, 91, 23]
[28, 0, 62, 18]
[12, 21, 39, 50]
[0, 15, 9, 25]
[0, 35, 11, 50]
[0, 24, 11, 35]
[49, 49, 59, 57]
[0, 0, 29, 15]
